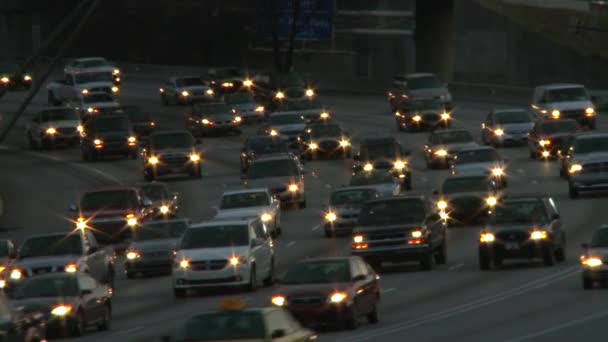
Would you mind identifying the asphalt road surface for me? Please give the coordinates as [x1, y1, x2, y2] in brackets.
[0, 75, 605, 342]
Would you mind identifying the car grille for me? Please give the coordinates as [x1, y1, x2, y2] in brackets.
[562, 110, 584, 119]
[190, 260, 227, 271]
[57, 127, 77, 135]
[423, 113, 440, 122]
[505, 128, 529, 135]
[160, 153, 189, 166]
[582, 162, 608, 173]
[320, 141, 338, 150]
[182, 276, 241, 284]
[30, 267, 53, 275]
[290, 296, 324, 305]
[367, 229, 407, 240]
[142, 250, 170, 258]
[450, 196, 483, 213]
[90, 86, 111, 93]
[89, 220, 131, 244]
[286, 89, 304, 98]
[495, 230, 529, 243]
[214, 120, 232, 125]
[373, 161, 392, 169]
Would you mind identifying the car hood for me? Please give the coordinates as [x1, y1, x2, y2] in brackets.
[586, 246, 608, 259]
[546, 100, 593, 110]
[93, 131, 132, 141]
[74, 81, 113, 90]
[439, 142, 479, 153]
[81, 208, 133, 219]
[205, 114, 234, 122]
[538, 132, 574, 140]
[13, 297, 78, 313]
[272, 123, 306, 133]
[215, 207, 269, 220]
[15, 255, 81, 269]
[356, 223, 423, 233]
[454, 161, 502, 175]
[484, 223, 543, 232]
[151, 147, 196, 155]
[246, 176, 300, 188]
[409, 88, 449, 98]
[444, 191, 490, 200]
[364, 183, 397, 197]
[499, 122, 534, 135]
[85, 101, 120, 109]
[129, 239, 178, 252]
[277, 282, 352, 297]
[177, 246, 250, 260]
[329, 205, 362, 216]
[573, 152, 608, 164]
[233, 103, 259, 111]
[40, 120, 81, 129]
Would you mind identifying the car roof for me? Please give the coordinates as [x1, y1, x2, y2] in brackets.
[364, 194, 427, 204]
[332, 185, 381, 193]
[252, 153, 294, 162]
[222, 188, 270, 196]
[493, 108, 528, 114]
[74, 57, 107, 62]
[189, 219, 253, 229]
[537, 83, 585, 90]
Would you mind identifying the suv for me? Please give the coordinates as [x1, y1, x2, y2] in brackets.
[480, 109, 534, 147]
[387, 73, 452, 112]
[185, 102, 241, 136]
[528, 119, 578, 159]
[243, 155, 307, 208]
[351, 195, 447, 271]
[353, 137, 412, 190]
[25, 107, 82, 149]
[478, 195, 566, 269]
[80, 114, 137, 161]
[172, 219, 274, 297]
[71, 188, 151, 245]
[395, 98, 451, 132]
[531, 83, 596, 129]
[143, 130, 202, 180]
[298, 123, 351, 160]
[7, 231, 114, 289]
[433, 175, 499, 225]
[240, 136, 289, 173]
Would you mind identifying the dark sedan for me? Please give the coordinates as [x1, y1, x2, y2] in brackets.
[9, 273, 111, 337]
[240, 136, 290, 173]
[299, 123, 352, 160]
[0, 63, 33, 91]
[270, 257, 380, 329]
[105, 105, 156, 138]
[528, 119, 578, 159]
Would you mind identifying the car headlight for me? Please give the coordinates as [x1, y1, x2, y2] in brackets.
[202, 118, 211, 125]
[320, 112, 330, 120]
[539, 140, 551, 146]
[148, 156, 159, 165]
[325, 211, 337, 222]
[222, 82, 233, 88]
[437, 200, 448, 210]
[411, 230, 423, 238]
[160, 205, 170, 214]
[113, 69, 120, 75]
[585, 107, 595, 116]
[412, 115, 422, 122]
[77, 125, 84, 133]
[394, 160, 406, 170]
[181, 90, 190, 97]
[530, 230, 548, 240]
[486, 196, 498, 207]
[234, 116, 242, 123]
[479, 232, 495, 243]
[439, 211, 450, 221]
[261, 213, 273, 222]
[270, 129, 278, 136]
[542, 151, 550, 158]
[353, 234, 365, 243]
[305, 89, 315, 97]
[190, 153, 201, 162]
[338, 139, 350, 147]
[45, 127, 57, 135]
[81, 89, 89, 95]
[206, 89, 214, 95]
[76, 217, 86, 230]
[229, 256, 242, 266]
[126, 250, 140, 260]
[275, 91, 285, 99]
[51, 305, 72, 316]
[126, 214, 138, 226]
[255, 106, 264, 112]
[491, 167, 504, 176]
[64, 263, 78, 273]
[23, 75, 32, 81]
[178, 259, 190, 269]
[128, 136, 136, 143]
[0, 76, 9, 83]
[87, 107, 94, 113]
[494, 129, 504, 136]
[309, 142, 318, 150]
[271, 295, 286, 306]
[9, 269, 22, 280]
[111, 86, 119, 93]
[93, 139, 103, 146]
[569, 164, 583, 174]
[434, 149, 448, 157]
[583, 257, 603, 267]
[551, 110, 560, 119]
[441, 112, 450, 120]
[363, 163, 373, 172]
[243, 79, 254, 87]
[288, 184, 299, 192]
[329, 292, 347, 303]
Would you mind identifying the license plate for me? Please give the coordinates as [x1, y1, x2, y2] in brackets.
[505, 242, 519, 250]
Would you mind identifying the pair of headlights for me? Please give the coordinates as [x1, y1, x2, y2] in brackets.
[148, 154, 200, 165]
[271, 291, 347, 307]
[479, 229, 548, 243]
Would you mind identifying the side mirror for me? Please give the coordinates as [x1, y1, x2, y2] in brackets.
[353, 155, 360, 161]
[271, 329, 287, 339]
[80, 289, 92, 296]
[87, 246, 98, 254]
[581, 243, 589, 249]
[352, 274, 366, 282]
[432, 189, 439, 195]
[69, 204, 78, 212]
[551, 213, 560, 220]
[143, 199, 153, 207]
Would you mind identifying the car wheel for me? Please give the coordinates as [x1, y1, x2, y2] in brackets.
[299, 198, 307, 209]
[27, 132, 38, 150]
[161, 95, 168, 106]
[420, 252, 433, 270]
[479, 250, 491, 270]
[344, 307, 358, 330]
[97, 303, 111, 331]
[543, 248, 555, 266]
[583, 277, 593, 290]
[263, 259, 274, 287]
[324, 225, 335, 238]
[434, 241, 447, 265]
[126, 270, 136, 279]
[173, 288, 187, 298]
[71, 310, 85, 337]
[366, 303, 379, 324]
[247, 265, 257, 292]
[569, 185, 579, 199]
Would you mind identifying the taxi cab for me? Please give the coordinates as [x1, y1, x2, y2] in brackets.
[164, 299, 317, 341]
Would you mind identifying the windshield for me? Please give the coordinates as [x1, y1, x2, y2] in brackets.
[495, 111, 531, 124]
[546, 87, 588, 102]
[19, 234, 82, 258]
[278, 72, 305, 88]
[136, 221, 188, 241]
[330, 189, 376, 206]
[150, 133, 193, 149]
[359, 199, 426, 225]
[270, 114, 305, 125]
[39, 109, 78, 122]
[176, 77, 204, 87]
[79, 59, 108, 68]
[175, 311, 265, 341]
[12, 277, 79, 299]
[410, 99, 443, 111]
[220, 192, 269, 209]
[361, 142, 397, 159]
[573, 136, 608, 154]
[180, 225, 249, 249]
[283, 260, 350, 284]
[280, 98, 323, 111]
[247, 138, 288, 155]
[492, 200, 547, 224]
[138, 184, 167, 200]
[350, 172, 394, 186]
[538, 121, 578, 134]
[455, 149, 500, 164]
[407, 75, 442, 90]
[74, 72, 112, 84]
[226, 93, 254, 104]
[590, 228, 608, 247]
[195, 103, 231, 115]
[80, 190, 139, 211]
[112, 106, 149, 121]
[436, 131, 474, 144]
[83, 93, 114, 103]
[248, 159, 299, 179]
[92, 116, 129, 133]
[442, 177, 490, 194]
[310, 125, 342, 138]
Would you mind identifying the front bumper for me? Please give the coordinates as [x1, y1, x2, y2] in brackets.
[91, 142, 137, 156]
[274, 189, 305, 204]
[352, 244, 431, 262]
[286, 303, 353, 326]
[173, 264, 251, 289]
[324, 220, 357, 234]
[582, 267, 608, 280]
[570, 174, 608, 193]
[479, 240, 553, 260]
[145, 160, 200, 177]
[125, 257, 172, 273]
[493, 133, 529, 145]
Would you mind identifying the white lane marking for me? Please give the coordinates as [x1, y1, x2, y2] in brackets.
[23, 151, 121, 184]
[311, 224, 320, 231]
[421, 177, 428, 182]
[382, 288, 396, 294]
[503, 308, 608, 342]
[325, 184, 332, 188]
[341, 266, 578, 342]
[448, 263, 464, 271]
[517, 168, 525, 174]
[530, 180, 538, 185]
[113, 326, 144, 335]
[286, 241, 296, 247]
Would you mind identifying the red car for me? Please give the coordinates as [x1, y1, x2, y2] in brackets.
[270, 256, 380, 329]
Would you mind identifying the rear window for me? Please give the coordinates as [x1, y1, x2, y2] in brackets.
[92, 116, 129, 133]
[358, 199, 426, 225]
[81, 190, 139, 211]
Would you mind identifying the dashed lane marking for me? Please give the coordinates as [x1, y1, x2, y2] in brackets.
[286, 241, 296, 247]
[311, 224, 320, 231]
[448, 263, 465, 271]
[382, 288, 396, 294]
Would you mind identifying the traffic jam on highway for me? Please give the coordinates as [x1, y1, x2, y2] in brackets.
[1, 57, 608, 342]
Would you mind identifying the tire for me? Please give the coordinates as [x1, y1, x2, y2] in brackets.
[97, 303, 111, 331]
[247, 265, 257, 292]
[126, 270, 136, 279]
[583, 277, 593, 290]
[299, 199, 307, 209]
[71, 310, 85, 337]
[434, 241, 447, 265]
[543, 248, 555, 266]
[366, 303, 379, 324]
[324, 226, 335, 238]
[174, 288, 187, 298]
[479, 250, 491, 270]
[27, 132, 38, 150]
[569, 185, 579, 199]
[263, 259, 274, 287]
[192, 165, 202, 179]
[344, 307, 358, 330]
[420, 252, 433, 271]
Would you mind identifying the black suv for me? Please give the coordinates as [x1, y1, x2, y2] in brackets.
[105, 105, 156, 137]
[353, 137, 412, 190]
[298, 123, 351, 160]
[478, 195, 566, 270]
[351, 195, 447, 271]
[142, 130, 202, 180]
[80, 114, 137, 161]
[240, 136, 289, 173]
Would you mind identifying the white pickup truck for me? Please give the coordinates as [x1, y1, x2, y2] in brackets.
[47, 70, 118, 106]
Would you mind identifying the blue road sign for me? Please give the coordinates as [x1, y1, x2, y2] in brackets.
[263, 0, 335, 41]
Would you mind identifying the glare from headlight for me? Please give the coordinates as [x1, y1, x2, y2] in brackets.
[128, 136, 136, 143]
[64, 264, 78, 273]
[229, 256, 240, 266]
[76, 217, 86, 230]
[306, 89, 315, 97]
[441, 113, 450, 120]
[160, 205, 170, 214]
[320, 112, 330, 119]
[309, 142, 318, 150]
[126, 214, 138, 226]
[113, 69, 120, 75]
[412, 115, 421, 122]
[434, 149, 448, 157]
[51, 305, 72, 316]
[275, 91, 285, 99]
[206, 89, 214, 95]
[77, 125, 84, 133]
[585, 257, 603, 267]
[179, 259, 189, 269]
[181, 91, 189, 97]
[539, 140, 551, 146]
[288, 184, 299, 192]
[551, 110, 560, 119]
[0, 77, 9, 83]
[353, 234, 364, 243]
[190, 154, 200, 162]
[491, 167, 504, 176]
[111, 86, 119, 93]
[437, 200, 448, 210]
[9, 269, 22, 280]
[585, 107, 595, 116]
[530, 230, 548, 240]
[542, 150, 550, 158]
[411, 230, 423, 238]
[569, 164, 583, 173]
[339, 139, 350, 147]
[363, 163, 373, 172]
[486, 196, 498, 207]
[270, 129, 278, 136]
[148, 156, 159, 165]
[325, 211, 337, 222]
[394, 160, 406, 170]
[81, 89, 89, 94]
[243, 79, 253, 87]
[271, 295, 286, 306]
[479, 233, 495, 243]
[255, 106, 264, 112]
[494, 129, 504, 136]
[261, 213, 272, 222]
[126, 251, 140, 260]
[234, 116, 242, 123]
[23, 75, 32, 81]
[45, 127, 57, 135]
[93, 139, 102, 145]
[329, 292, 347, 303]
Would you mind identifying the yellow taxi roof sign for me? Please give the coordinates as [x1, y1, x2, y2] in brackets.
[219, 299, 245, 311]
